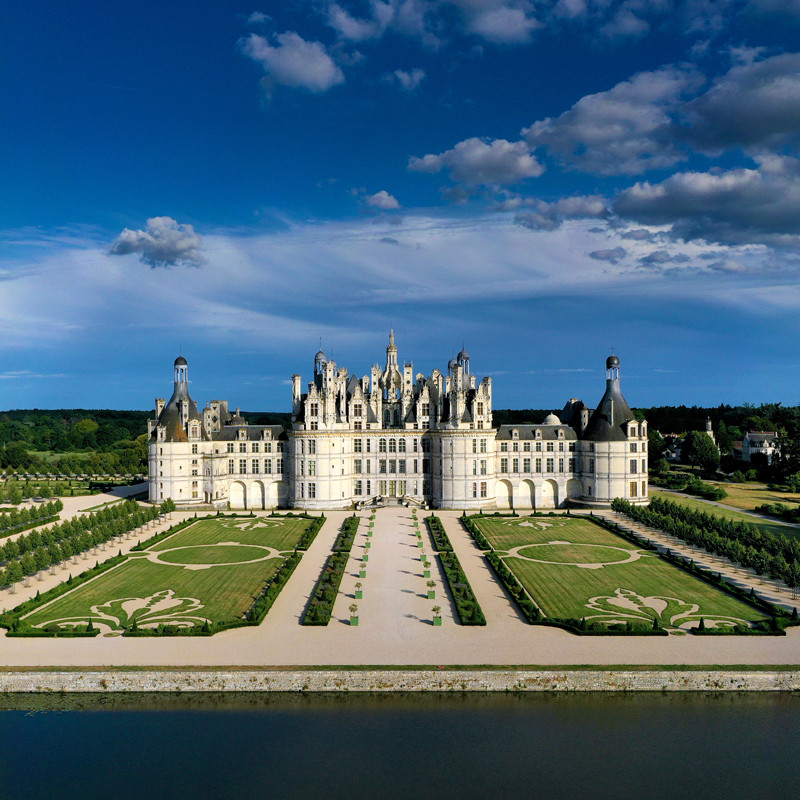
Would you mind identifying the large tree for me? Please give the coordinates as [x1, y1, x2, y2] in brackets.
[682, 431, 720, 473]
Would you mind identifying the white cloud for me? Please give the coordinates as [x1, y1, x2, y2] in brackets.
[327, 2, 394, 41]
[367, 190, 401, 209]
[466, 6, 541, 43]
[682, 52, 800, 152]
[599, 6, 650, 39]
[239, 32, 345, 95]
[513, 194, 608, 230]
[109, 217, 203, 267]
[245, 11, 269, 25]
[409, 137, 544, 186]
[614, 160, 800, 246]
[385, 68, 426, 90]
[523, 65, 701, 175]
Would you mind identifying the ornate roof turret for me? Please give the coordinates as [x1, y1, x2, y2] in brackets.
[152, 355, 206, 442]
[583, 353, 635, 442]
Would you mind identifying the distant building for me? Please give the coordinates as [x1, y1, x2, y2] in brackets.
[742, 431, 779, 465]
[148, 333, 649, 510]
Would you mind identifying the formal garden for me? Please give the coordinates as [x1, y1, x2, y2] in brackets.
[8, 513, 322, 636]
[468, 513, 775, 634]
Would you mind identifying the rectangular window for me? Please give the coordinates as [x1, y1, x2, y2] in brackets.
[354, 420, 362, 430]
[500, 442, 508, 452]
[191, 444, 198, 454]
[191, 469, 198, 476]
[353, 403, 362, 417]
[535, 458, 542, 472]
[252, 443, 259, 453]
[366, 459, 371, 473]
[630, 460, 638, 473]
[228, 459, 234, 474]
[265, 458, 272, 474]
[480, 460, 487, 475]
[421, 402, 430, 416]
[480, 481, 487, 498]
[413, 459, 418, 473]
[379, 480, 387, 494]
[366, 480, 371, 495]
[477, 402, 484, 416]
[399, 460, 406, 474]
[546, 458, 554, 473]
[589, 458, 595, 472]
[535, 442, 542, 452]
[472, 482, 477, 498]
[366, 439, 371, 453]
[309, 460, 316, 476]
[558, 458, 564, 472]
[512, 458, 519, 473]
[265, 442, 272, 453]
[380, 459, 387, 474]
[472, 460, 477, 475]
[309, 482, 316, 499]
[301, 483, 305, 499]
[546, 442, 554, 452]
[227, 443, 234, 453]
[355, 480, 363, 496]
[630, 481, 638, 497]
[480, 439, 487, 453]
[239, 459, 247, 475]
[568, 442, 575, 451]
[310, 402, 318, 416]
[354, 459, 362, 473]
[276, 458, 283, 472]
[472, 439, 477, 453]
[239, 442, 247, 453]
[523, 457, 530, 472]
[523, 442, 530, 452]
[642, 480, 647, 495]
[308, 440, 316, 455]
[512, 442, 519, 452]
[354, 439, 362, 453]
[568, 457, 575, 471]
[299, 460, 304, 476]
[310, 421, 318, 430]
[389, 459, 396, 473]
[413, 438, 419, 452]
[558, 442, 564, 452]
[500, 457, 509, 473]
[642, 459, 647, 473]
[252, 459, 259, 474]
[630, 443, 638, 452]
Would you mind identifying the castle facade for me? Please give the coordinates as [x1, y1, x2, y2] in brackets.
[148, 333, 648, 510]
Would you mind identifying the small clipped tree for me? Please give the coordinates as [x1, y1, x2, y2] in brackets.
[426, 579, 436, 599]
[432, 605, 442, 626]
[349, 603, 359, 626]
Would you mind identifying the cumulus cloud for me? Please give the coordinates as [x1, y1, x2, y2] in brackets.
[327, 1, 394, 41]
[367, 190, 401, 209]
[466, 6, 541, 44]
[239, 32, 345, 95]
[681, 52, 800, 152]
[523, 65, 701, 175]
[599, 6, 650, 39]
[588, 246, 627, 263]
[384, 68, 426, 90]
[614, 159, 800, 246]
[109, 217, 203, 267]
[409, 137, 544, 186]
[514, 194, 609, 230]
[245, 11, 269, 25]
[619, 227, 657, 241]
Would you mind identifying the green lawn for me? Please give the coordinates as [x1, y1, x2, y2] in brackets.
[24, 516, 308, 633]
[651, 490, 800, 541]
[473, 516, 768, 631]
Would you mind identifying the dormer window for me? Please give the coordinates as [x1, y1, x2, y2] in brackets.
[535, 430, 542, 439]
[511, 429, 519, 439]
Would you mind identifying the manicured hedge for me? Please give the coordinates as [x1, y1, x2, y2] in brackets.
[297, 514, 326, 550]
[426, 515, 453, 552]
[333, 515, 359, 552]
[461, 514, 491, 550]
[437, 552, 486, 625]
[302, 550, 350, 625]
[485, 551, 542, 623]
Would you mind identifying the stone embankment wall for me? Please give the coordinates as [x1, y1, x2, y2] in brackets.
[1, 669, 799, 692]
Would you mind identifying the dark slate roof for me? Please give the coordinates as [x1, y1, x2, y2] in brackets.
[174, 355, 188, 366]
[152, 381, 205, 443]
[213, 424, 286, 442]
[496, 424, 577, 441]
[582, 378, 636, 442]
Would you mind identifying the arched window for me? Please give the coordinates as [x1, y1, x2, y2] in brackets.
[398, 439, 406, 453]
[389, 439, 397, 453]
[379, 438, 387, 453]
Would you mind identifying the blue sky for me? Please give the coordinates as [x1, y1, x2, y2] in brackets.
[2, 1, 800, 413]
